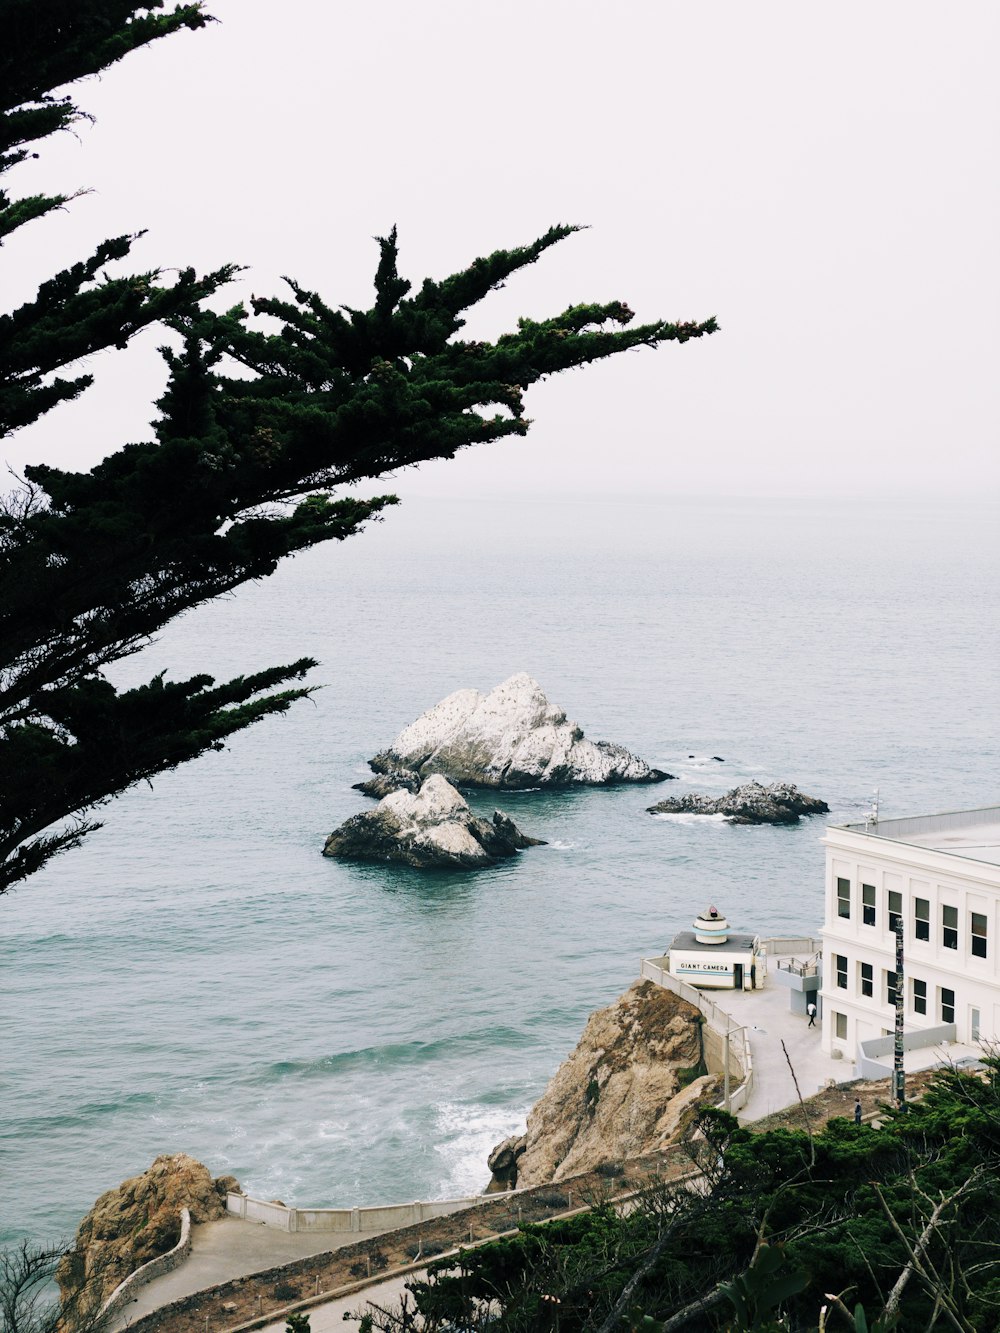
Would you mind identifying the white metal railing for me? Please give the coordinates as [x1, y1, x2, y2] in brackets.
[776, 956, 820, 977]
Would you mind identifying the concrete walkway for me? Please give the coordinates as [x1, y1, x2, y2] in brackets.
[721, 984, 848, 1121]
[717, 981, 982, 1122]
[256, 1271, 421, 1333]
[110, 1218, 392, 1331]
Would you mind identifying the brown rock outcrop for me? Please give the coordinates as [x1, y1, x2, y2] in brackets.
[57, 1154, 240, 1319]
[488, 981, 718, 1189]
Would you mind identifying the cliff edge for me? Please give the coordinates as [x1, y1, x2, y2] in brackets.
[488, 980, 718, 1190]
[57, 1153, 240, 1318]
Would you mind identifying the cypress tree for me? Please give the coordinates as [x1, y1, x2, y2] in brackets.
[0, 3, 718, 894]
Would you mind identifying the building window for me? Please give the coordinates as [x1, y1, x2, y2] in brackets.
[912, 978, 927, 1015]
[885, 970, 898, 1008]
[835, 1011, 847, 1040]
[971, 912, 987, 958]
[942, 905, 958, 950]
[837, 877, 851, 919]
[835, 954, 848, 989]
[888, 890, 902, 934]
[940, 987, 955, 1025]
[859, 962, 874, 997]
[862, 883, 876, 926]
[914, 897, 930, 942]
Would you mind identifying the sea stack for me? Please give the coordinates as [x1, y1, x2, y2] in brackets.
[324, 774, 545, 870]
[648, 781, 828, 825]
[363, 673, 671, 792]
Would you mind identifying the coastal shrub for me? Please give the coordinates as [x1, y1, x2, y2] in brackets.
[677, 1058, 708, 1088]
[531, 1191, 569, 1209]
[285, 1314, 311, 1333]
[405, 1240, 446, 1260]
[272, 1280, 300, 1302]
[348, 1248, 389, 1278]
[392, 1064, 1000, 1331]
[595, 1161, 625, 1178]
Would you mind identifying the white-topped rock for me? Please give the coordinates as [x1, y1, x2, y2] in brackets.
[323, 774, 545, 870]
[367, 673, 670, 791]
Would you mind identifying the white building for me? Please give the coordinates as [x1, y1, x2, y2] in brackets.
[819, 805, 1000, 1061]
[665, 905, 762, 990]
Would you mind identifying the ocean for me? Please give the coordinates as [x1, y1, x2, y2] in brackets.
[2, 494, 998, 1245]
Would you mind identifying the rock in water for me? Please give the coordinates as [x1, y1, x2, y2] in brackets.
[647, 780, 828, 824]
[486, 981, 717, 1189]
[352, 768, 421, 799]
[367, 673, 671, 790]
[323, 774, 545, 869]
[57, 1154, 240, 1318]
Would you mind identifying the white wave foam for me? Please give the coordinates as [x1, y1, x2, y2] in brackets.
[651, 812, 731, 825]
[432, 1101, 531, 1197]
[547, 840, 575, 850]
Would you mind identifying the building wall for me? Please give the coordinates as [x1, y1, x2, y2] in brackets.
[819, 824, 1000, 1058]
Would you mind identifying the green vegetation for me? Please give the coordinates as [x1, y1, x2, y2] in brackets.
[354, 1058, 1000, 1331]
[675, 1058, 708, 1089]
[0, 2, 717, 898]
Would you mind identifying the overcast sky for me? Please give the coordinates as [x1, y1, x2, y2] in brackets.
[6, 1, 998, 500]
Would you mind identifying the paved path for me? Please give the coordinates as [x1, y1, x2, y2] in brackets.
[111, 1219, 391, 1331]
[256, 1272, 421, 1333]
[721, 979, 981, 1122]
[721, 983, 845, 1121]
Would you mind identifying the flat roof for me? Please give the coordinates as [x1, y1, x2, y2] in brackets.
[669, 929, 759, 952]
[833, 804, 1000, 868]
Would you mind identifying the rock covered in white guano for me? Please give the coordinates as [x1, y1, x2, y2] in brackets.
[486, 980, 718, 1189]
[323, 774, 545, 869]
[647, 780, 828, 825]
[367, 673, 671, 790]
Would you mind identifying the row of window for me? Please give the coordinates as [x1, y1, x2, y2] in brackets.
[831, 952, 956, 1021]
[835, 878, 988, 956]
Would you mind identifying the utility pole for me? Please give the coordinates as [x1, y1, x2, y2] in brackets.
[723, 1023, 731, 1112]
[893, 919, 905, 1107]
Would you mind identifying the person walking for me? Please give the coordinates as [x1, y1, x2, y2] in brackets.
[854, 1099, 863, 1125]
[806, 1001, 817, 1027]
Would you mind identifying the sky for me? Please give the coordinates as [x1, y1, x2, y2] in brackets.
[5, 1, 998, 500]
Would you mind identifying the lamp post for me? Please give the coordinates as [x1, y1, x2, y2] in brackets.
[893, 919, 905, 1107]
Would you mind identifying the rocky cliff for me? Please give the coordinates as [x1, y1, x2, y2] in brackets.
[367, 673, 671, 791]
[323, 773, 545, 869]
[57, 1154, 240, 1318]
[647, 780, 828, 824]
[487, 981, 717, 1190]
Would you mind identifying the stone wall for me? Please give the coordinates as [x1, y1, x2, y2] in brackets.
[96, 1209, 191, 1326]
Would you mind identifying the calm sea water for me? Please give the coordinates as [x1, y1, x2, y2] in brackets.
[3, 495, 998, 1245]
